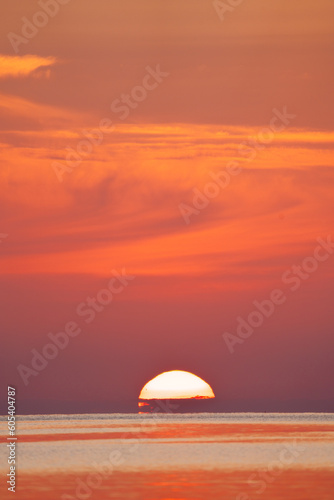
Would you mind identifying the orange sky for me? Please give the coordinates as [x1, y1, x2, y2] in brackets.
[1, 0, 334, 412]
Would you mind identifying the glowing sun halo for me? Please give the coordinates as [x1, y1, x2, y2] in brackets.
[139, 370, 215, 400]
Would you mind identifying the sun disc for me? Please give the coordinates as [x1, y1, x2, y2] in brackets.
[139, 370, 215, 400]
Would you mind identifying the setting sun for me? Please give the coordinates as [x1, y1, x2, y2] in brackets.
[139, 370, 215, 400]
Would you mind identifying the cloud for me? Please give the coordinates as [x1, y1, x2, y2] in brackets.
[0, 54, 57, 79]
[0, 90, 89, 136]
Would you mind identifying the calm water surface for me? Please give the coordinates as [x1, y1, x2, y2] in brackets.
[1, 413, 333, 499]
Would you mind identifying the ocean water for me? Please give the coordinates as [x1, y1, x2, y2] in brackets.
[1, 413, 334, 499]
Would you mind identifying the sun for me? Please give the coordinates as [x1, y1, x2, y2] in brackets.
[139, 370, 215, 400]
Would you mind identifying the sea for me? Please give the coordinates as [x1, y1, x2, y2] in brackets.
[1, 413, 334, 499]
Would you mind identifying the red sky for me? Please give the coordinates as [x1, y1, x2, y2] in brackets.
[1, 0, 334, 412]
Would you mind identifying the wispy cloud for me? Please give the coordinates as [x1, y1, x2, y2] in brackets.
[0, 54, 57, 79]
